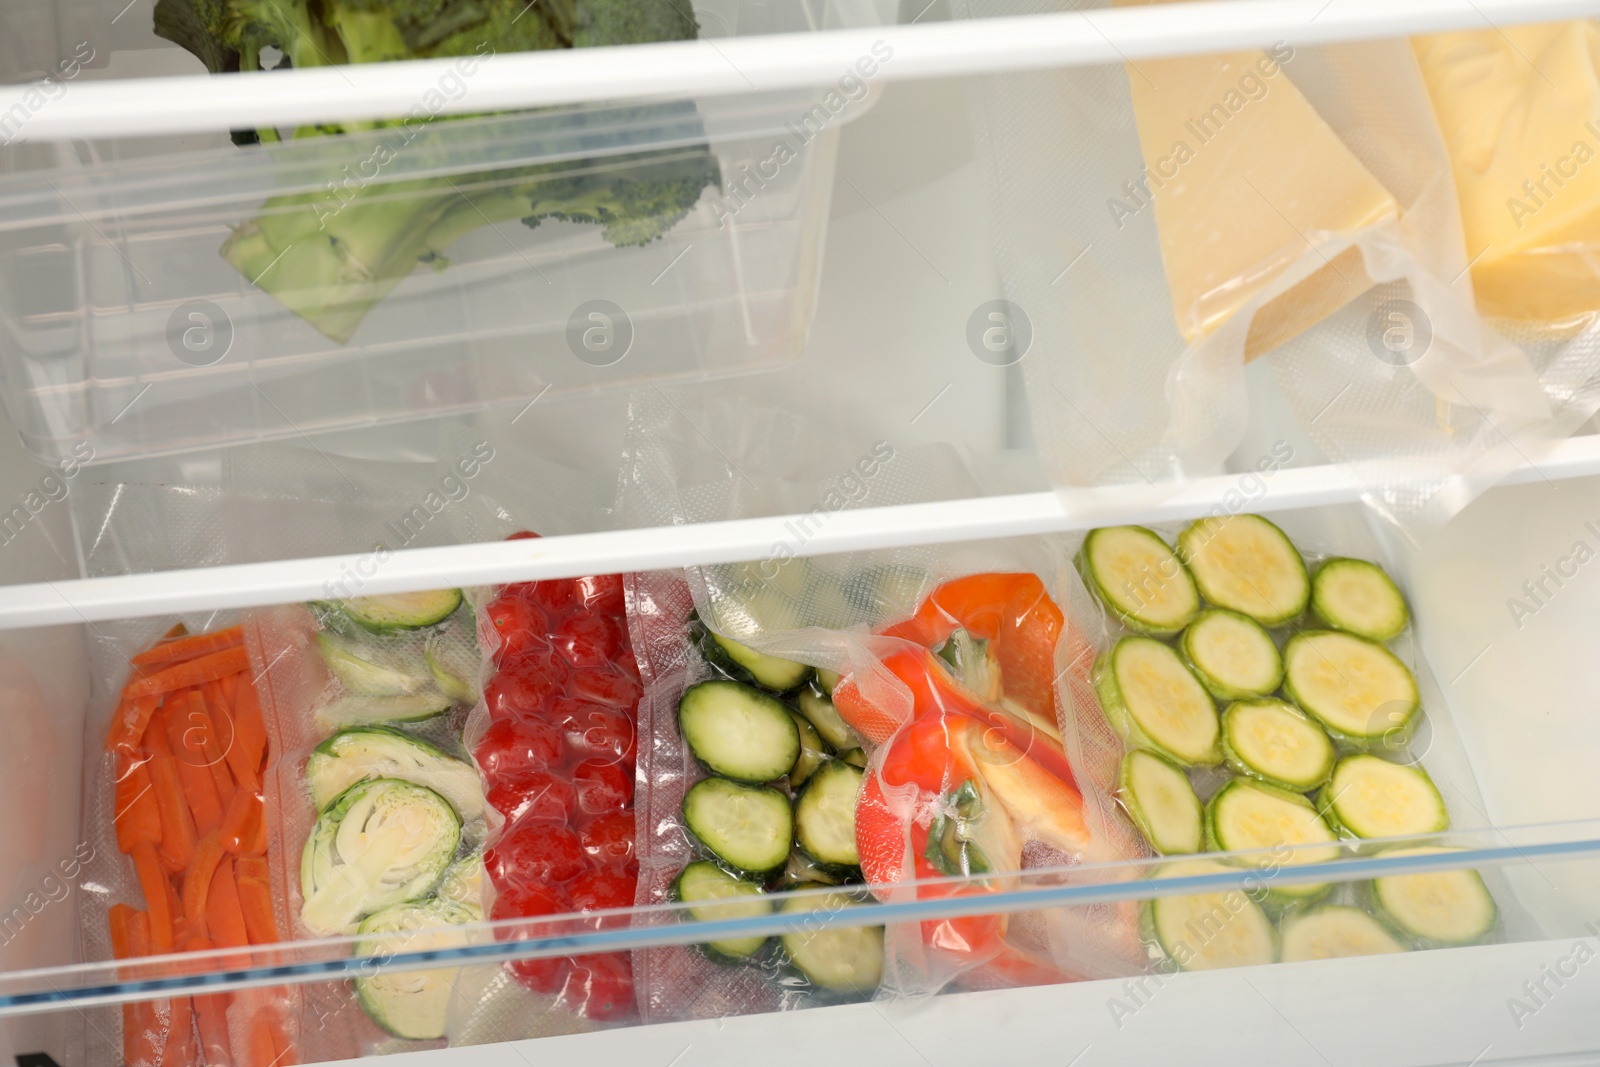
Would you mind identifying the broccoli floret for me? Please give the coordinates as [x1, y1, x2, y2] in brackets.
[152, 0, 720, 343]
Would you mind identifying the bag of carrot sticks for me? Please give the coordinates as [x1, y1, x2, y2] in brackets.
[79, 615, 300, 1067]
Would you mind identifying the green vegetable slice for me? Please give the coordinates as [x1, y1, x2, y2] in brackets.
[1177, 515, 1309, 626]
[788, 711, 825, 788]
[1322, 755, 1449, 839]
[794, 761, 862, 871]
[338, 590, 463, 633]
[1094, 636, 1221, 767]
[797, 683, 860, 752]
[1282, 631, 1420, 746]
[779, 892, 884, 994]
[1142, 859, 1277, 971]
[1371, 847, 1497, 946]
[698, 624, 813, 693]
[1311, 558, 1409, 642]
[1204, 779, 1338, 902]
[1278, 905, 1407, 962]
[1079, 526, 1201, 636]
[1221, 698, 1335, 793]
[316, 691, 452, 731]
[683, 778, 793, 877]
[354, 898, 481, 1040]
[306, 725, 483, 820]
[1118, 749, 1203, 855]
[1180, 608, 1283, 701]
[318, 631, 432, 697]
[673, 861, 771, 962]
[677, 680, 801, 784]
[300, 778, 461, 936]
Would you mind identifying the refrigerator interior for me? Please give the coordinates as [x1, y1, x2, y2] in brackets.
[3, 10, 1600, 1067]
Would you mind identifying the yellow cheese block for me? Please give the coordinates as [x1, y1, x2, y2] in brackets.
[1124, 48, 1399, 358]
[1414, 22, 1600, 322]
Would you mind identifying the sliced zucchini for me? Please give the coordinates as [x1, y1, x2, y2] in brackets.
[318, 632, 433, 697]
[788, 711, 825, 788]
[1204, 779, 1338, 901]
[794, 761, 862, 871]
[1322, 755, 1448, 840]
[1079, 526, 1201, 636]
[777, 851, 844, 889]
[305, 726, 484, 821]
[1311, 558, 1409, 642]
[779, 892, 884, 994]
[797, 684, 860, 752]
[683, 778, 793, 877]
[1180, 609, 1283, 701]
[354, 898, 480, 1040]
[1094, 636, 1222, 767]
[1371, 847, 1497, 946]
[699, 626, 813, 693]
[673, 861, 772, 961]
[816, 669, 841, 696]
[1220, 699, 1335, 793]
[678, 680, 801, 784]
[1282, 631, 1420, 746]
[1118, 749, 1203, 855]
[836, 748, 869, 769]
[1177, 515, 1309, 627]
[339, 590, 464, 633]
[300, 778, 462, 936]
[1278, 905, 1407, 962]
[316, 691, 452, 731]
[1142, 859, 1277, 971]
[425, 636, 479, 704]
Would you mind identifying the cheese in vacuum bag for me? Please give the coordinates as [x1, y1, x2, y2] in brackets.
[1414, 22, 1600, 322]
[1124, 46, 1400, 359]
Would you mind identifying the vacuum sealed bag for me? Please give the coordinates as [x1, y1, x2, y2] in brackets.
[958, 1, 1600, 539]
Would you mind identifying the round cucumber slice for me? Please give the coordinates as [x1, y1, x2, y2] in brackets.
[1079, 526, 1201, 636]
[1371, 847, 1497, 947]
[1177, 515, 1309, 627]
[339, 590, 463, 633]
[1204, 779, 1338, 902]
[1094, 636, 1221, 767]
[794, 761, 863, 870]
[1282, 631, 1420, 747]
[1142, 859, 1277, 971]
[1279, 905, 1407, 962]
[672, 861, 772, 962]
[1118, 749, 1203, 855]
[1220, 699, 1335, 793]
[1311, 558, 1409, 642]
[678, 680, 801, 784]
[1322, 755, 1449, 839]
[1180, 608, 1283, 701]
[779, 892, 883, 994]
[682, 778, 793, 877]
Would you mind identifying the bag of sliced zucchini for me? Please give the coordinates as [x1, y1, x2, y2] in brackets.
[1068, 507, 1510, 971]
[250, 590, 492, 1060]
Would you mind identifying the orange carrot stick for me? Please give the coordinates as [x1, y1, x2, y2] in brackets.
[124, 910, 159, 1067]
[232, 678, 267, 788]
[206, 859, 251, 953]
[145, 715, 199, 873]
[163, 994, 197, 1066]
[233, 860, 279, 946]
[124, 645, 251, 700]
[167, 703, 225, 836]
[192, 957, 234, 1067]
[114, 753, 164, 854]
[221, 669, 240, 707]
[131, 625, 243, 668]
[132, 842, 175, 955]
[220, 789, 264, 857]
[183, 832, 227, 935]
[181, 688, 238, 809]
[109, 903, 137, 959]
[106, 692, 162, 755]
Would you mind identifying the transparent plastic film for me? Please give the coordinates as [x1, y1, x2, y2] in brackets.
[958, 1, 1600, 541]
[74, 614, 300, 1067]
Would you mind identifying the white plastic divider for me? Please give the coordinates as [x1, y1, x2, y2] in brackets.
[3, 0, 1596, 142]
[6, 434, 1600, 630]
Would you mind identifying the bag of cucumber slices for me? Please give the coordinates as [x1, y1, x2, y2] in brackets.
[1067, 506, 1522, 970]
[251, 589, 493, 1061]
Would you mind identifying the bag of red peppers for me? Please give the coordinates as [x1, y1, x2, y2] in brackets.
[473, 531, 643, 1022]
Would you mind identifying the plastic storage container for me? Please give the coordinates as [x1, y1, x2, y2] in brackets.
[0, 0, 898, 465]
